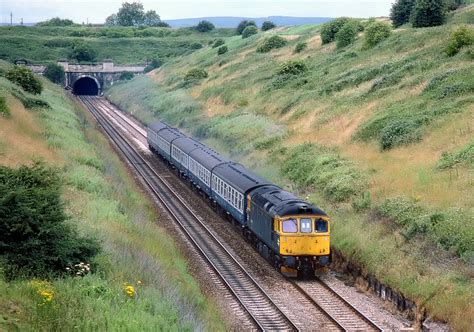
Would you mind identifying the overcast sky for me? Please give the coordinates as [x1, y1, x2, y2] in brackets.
[1, 0, 393, 24]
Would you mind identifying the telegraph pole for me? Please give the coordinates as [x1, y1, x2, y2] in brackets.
[10, 12, 13, 25]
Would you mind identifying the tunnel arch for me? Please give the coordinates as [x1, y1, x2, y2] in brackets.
[73, 76, 100, 95]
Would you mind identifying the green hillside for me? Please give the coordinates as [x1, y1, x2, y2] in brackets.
[107, 6, 474, 330]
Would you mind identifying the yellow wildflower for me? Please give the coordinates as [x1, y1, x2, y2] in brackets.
[123, 284, 135, 298]
[38, 289, 54, 302]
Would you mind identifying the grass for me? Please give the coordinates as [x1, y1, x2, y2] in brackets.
[0, 26, 233, 65]
[107, 6, 474, 330]
[0, 63, 224, 330]
[437, 139, 474, 169]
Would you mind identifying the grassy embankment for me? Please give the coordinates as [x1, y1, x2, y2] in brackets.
[0, 60, 224, 330]
[0, 25, 233, 64]
[107, 6, 474, 330]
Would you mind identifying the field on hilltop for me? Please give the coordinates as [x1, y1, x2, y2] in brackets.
[107, 5, 474, 330]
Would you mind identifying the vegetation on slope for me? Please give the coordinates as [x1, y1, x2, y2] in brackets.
[107, 6, 474, 330]
[0, 63, 224, 330]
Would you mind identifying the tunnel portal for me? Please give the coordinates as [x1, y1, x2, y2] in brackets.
[73, 77, 99, 95]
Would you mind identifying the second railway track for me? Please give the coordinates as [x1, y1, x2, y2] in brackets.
[81, 95, 386, 332]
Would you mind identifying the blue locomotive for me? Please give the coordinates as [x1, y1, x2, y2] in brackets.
[147, 121, 331, 276]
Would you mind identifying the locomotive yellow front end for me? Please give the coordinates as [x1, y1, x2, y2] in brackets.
[275, 215, 330, 277]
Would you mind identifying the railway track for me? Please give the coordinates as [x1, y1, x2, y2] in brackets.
[81, 96, 385, 331]
[79, 96, 299, 331]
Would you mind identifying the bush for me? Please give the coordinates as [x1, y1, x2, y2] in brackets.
[195, 20, 215, 32]
[261, 21, 276, 31]
[364, 21, 392, 48]
[380, 119, 420, 150]
[217, 45, 228, 55]
[236, 20, 257, 35]
[36, 17, 75, 26]
[294, 41, 307, 53]
[335, 22, 358, 48]
[119, 72, 134, 80]
[6, 66, 43, 95]
[189, 42, 203, 49]
[43, 63, 65, 84]
[277, 60, 308, 76]
[411, 0, 446, 28]
[184, 68, 208, 81]
[320, 17, 350, 44]
[144, 58, 162, 73]
[437, 140, 474, 169]
[70, 41, 97, 62]
[242, 25, 258, 39]
[390, 0, 415, 28]
[445, 26, 474, 56]
[256, 35, 287, 53]
[212, 38, 225, 48]
[0, 96, 10, 117]
[0, 163, 100, 279]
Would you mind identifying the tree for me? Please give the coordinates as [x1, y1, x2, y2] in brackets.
[6, 66, 42, 95]
[242, 25, 258, 38]
[0, 163, 100, 279]
[43, 63, 65, 84]
[105, 13, 118, 26]
[195, 20, 215, 32]
[144, 10, 161, 26]
[70, 41, 97, 62]
[445, 26, 474, 56]
[261, 21, 276, 31]
[36, 17, 75, 26]
[236, 20, 257, 35]
[390, 0, 415, 27]
[116, 1, 145, 26]
[335, 22, 358, 48]
[411, 0, 446, 28]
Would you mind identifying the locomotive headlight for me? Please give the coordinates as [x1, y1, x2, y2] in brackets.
[277, 239, 280, 246]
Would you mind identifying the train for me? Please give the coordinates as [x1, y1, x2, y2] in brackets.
[147, 121, 331, 277]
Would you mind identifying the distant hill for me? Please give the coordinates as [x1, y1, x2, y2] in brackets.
[164, 16, 333, 28]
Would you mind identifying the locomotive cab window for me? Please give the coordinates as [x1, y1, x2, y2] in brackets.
[300, 218, 312, 233]
[315, 218, 328, 233]
[282, 218, 298, 233]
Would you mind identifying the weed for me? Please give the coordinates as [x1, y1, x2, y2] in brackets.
[0, 95, 9, 117]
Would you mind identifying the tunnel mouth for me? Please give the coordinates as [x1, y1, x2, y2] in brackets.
[73, 77, 99, 95]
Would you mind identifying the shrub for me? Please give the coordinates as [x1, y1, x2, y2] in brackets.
[242, 25, 258, 39]
[119, 72, 134, 80]
[217, 45, 228, 55]
[294, 41, 307, 53]
[144, 58, 162, 73]
[195, 20, 215, 32]
[70, 41, 97, 62]
[364, 21, 392, 48]
[189, 42, 203, 49]
[212, 38, 225, 48]
[0, 96, 10, 117]
[437, 140, 474, 169]
[390, 0, 415, 28]
[411, 0, 446, 28]
[6, 66, 43, 95]
[445, 26, 474, 56]
[43, 63, 65, 84]
[277, 60, 308, 76]
[36, 17, 75, 26]
[261, 21, 276, 31]
[11, 89, 50, 109]
[380, 119, 420, 150]
[256, 35, 287, 53]
[335, 22, 358, 48]
[320, 17, 350, 44]
[184, 68, 208, 81]
[236, 20, 257, 35]
[0, 163, 100, 279]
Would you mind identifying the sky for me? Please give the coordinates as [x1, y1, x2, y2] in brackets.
[0, 0, 394, 24]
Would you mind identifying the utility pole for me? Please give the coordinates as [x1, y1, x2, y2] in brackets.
[21, 18, 23, 26]
[10, 12, 13, 25]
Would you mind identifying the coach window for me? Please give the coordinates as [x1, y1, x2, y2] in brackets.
[282, 218, 298, 233]
[300, 218, 312, 233]
[315, 218, 328, 233]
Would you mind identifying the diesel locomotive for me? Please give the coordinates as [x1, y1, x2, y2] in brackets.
[147, 121, 330, 277]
